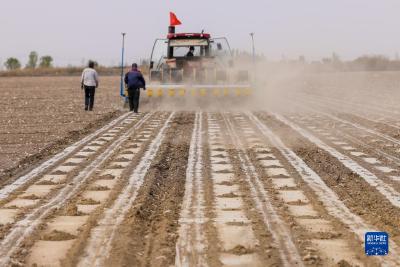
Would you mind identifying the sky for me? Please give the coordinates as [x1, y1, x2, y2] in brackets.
[1, 0, 400, 67]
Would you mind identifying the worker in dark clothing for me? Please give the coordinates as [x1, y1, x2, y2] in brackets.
[124, 63, 146, 113]
[186, 46, 195, 57]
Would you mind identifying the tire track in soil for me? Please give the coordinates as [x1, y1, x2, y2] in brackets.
[101, 112, 194, 267]
[255, 112, 400, 264]
[0, 112, 154, 266]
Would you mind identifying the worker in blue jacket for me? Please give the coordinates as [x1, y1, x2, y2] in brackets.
[124, 63, 146, 113]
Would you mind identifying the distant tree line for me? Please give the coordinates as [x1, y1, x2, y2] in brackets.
[3, 51, 53, 70]
[347, 55, 400, 71]
[263, 53, 400, 72]
[4, 50, 400, 73]
[231, 49, 266, 62]
[313, 53, 400, 71]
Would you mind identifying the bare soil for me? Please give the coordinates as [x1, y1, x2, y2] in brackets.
[0, 76, 122, 185]
[1, 73, 400, 266]
[105, 112, 194, 267]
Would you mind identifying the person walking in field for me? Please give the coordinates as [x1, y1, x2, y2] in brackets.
[124, 63, 146, 113]
[81, 61, 99, 111]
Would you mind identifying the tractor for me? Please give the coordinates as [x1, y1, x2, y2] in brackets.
[146, 25, 252, 97]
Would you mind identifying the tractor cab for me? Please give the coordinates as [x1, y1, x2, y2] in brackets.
[146, 17, 251, 98]
[149, 27, 234, 84]
[167, 33, 212, 58]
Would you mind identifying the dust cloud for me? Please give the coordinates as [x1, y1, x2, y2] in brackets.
[138, 54, 400, 115]
[249, 60, 400, 116]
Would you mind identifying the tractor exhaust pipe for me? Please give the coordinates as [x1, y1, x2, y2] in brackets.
[167, 26, 175, 59]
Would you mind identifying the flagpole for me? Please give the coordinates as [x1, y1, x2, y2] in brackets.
[250, 32, 256, 84]
[120, 33, 126, 98]
[250, 32, 255, 64]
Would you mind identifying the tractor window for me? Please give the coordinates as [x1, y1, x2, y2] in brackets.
[169, 39, 209, 58]
[150, 39, 168, 69]
[173, 46, 201, 57]
[210, 38, 231, 57]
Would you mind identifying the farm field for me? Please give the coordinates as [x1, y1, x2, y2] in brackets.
[1, 72, 400, 266]
[0, 76, 122, 182]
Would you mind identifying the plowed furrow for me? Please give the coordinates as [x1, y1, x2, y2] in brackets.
[273, 112, 400, 208]
[75, 112, 176, 267]
[94, 112, 193, 267]
[286, 113, 400, 190]
[0, 112, 155, 266]
[249, 112, 400, 266]
[175, 112, 208, 266]
[255, 111, 400, 265]
[0, 112, 132, 200]
[220, 112, 302, 266]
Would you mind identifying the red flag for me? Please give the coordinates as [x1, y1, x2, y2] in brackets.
[170, 12, 182, 26]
